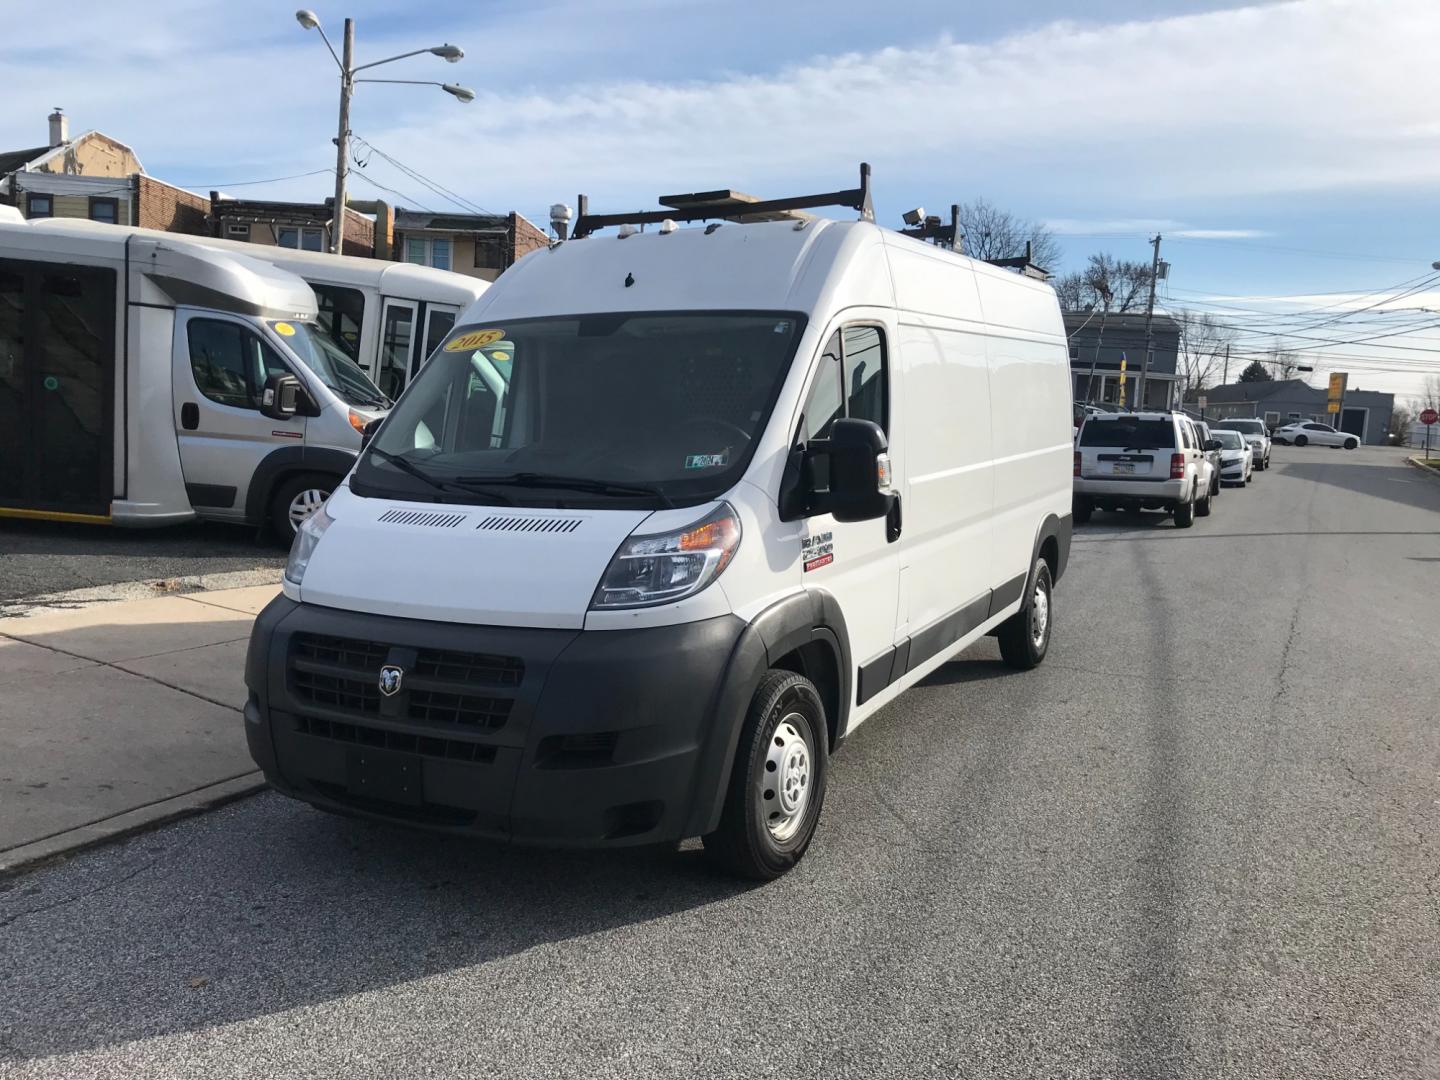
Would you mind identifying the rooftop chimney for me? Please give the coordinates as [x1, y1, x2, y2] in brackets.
[48, 108, 68, 148]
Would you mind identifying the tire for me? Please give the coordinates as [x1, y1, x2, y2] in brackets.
[270, 472, 337, 539]
[1294, 434, 1308, 447]
[1345, 438, 1359, 450]
[1196, 488, 1212, 516]
[997, 556, 1054, 671]
[703, 670, 829, 881]
[1073, 496, 1093, 525]
[1173, 496, 1195, 528]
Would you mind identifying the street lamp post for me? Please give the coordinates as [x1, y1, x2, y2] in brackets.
[295, 10, 473, 255]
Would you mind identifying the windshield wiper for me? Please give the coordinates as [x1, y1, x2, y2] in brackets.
[367, 448, 509, 503]
[454, 472, 673, 508]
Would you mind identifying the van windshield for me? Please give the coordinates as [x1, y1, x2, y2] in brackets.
[270, 320, 389, 410]
[1079, 418, 1176, 449]
[353, 311, 806, 509]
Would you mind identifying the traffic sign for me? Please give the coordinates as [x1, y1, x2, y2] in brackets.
[1198, 394, 1208, 409]
[1422, 408, 1438, 426]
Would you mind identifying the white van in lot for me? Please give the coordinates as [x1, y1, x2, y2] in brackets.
[27, 219, 488, 400]
[0, 220, 387, 532]
[244, 174, 1075, 878]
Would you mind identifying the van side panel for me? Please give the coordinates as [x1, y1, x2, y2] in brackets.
[883, 244, 996, 669]
[973, 268, 1074, 590]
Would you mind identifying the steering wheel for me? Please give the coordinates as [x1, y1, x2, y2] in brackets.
[675, 416, 753, 445]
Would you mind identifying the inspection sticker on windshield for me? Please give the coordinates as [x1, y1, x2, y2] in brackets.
[685, 452, 728, 469]
[272, 322, 297, 337]
[445, 328, 506, 352]
[802, 531, 834, 572]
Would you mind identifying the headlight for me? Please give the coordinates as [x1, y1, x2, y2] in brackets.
[284, 503, 335, 586]
[591, 503, 741, 610]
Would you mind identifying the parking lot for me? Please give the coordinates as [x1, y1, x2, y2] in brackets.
[1, 444, 1437, 1079]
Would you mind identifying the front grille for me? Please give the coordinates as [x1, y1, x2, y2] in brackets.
[287, 632, 523, 734]
[413, 647, 523, 687]
[294, 714, 498, 764]
[408, 689, 512, 730]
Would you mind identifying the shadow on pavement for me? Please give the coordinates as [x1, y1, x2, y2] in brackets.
[1277, 458, 1440, 513]
[0, 797, 751, 1061]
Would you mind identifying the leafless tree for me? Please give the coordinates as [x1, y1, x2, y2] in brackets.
[1265, 341, 1301, 380]
[955, 199, 1061, 274]
[1052, 253, 1154, 313]
[1175, 310, 1235, 400]
[1388, 403, 1414, 442]
[1412, 374, 1440, 414]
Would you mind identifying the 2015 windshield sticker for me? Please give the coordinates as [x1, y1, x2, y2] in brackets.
[444, 328, 506, 352]
[802, 531, 834, 572]
[685, 452, 728, 469]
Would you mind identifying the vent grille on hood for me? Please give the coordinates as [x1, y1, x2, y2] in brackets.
[378, 509, 469, 528]
[475, 515, 583, 535]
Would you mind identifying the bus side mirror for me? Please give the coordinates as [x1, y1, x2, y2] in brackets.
[826, 418, 895, 523]
[260, 374, 301, 421]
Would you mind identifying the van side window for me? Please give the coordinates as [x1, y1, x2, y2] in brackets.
[312, 284, 365, 362]
[799, 331, 844, 444]
[187, 319, 291, 410]
[841, 325, 887, 432]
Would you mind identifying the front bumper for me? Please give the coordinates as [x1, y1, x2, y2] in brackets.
[1220, 459, 1248, 481]
[244, 597, 747, 848]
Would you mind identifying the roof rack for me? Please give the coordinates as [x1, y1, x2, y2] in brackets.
[897, 205, 959, 248]
[571, 162, 875, 239]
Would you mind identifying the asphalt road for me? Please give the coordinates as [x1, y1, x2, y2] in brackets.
[0, 519, 285, 605]
[2, 445, 1437, 1079]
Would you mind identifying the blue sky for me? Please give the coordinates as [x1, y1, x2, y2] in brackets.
[3, 0, 1438, 399]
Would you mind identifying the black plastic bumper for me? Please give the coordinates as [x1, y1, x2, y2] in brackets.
[244, 597, 748, 847]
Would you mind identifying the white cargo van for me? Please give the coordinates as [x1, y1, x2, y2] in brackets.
[0, 220, 387, 532]
[244, 170, 1074, 878]
[26, 219, 488, 400]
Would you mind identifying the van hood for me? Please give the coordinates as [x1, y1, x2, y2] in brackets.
[296, 486, 653, 629]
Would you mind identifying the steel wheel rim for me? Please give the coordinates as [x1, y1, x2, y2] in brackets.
[1030, 578, 1050, 648]
[288, 489, 330, 531]
[763, 715, 812, 842]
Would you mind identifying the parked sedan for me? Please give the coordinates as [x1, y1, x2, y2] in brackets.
[1272, 421, 1360, 448]
[1213, 429, 1253, 485]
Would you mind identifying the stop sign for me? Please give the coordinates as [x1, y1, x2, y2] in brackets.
[1423, 408, 1439, 425]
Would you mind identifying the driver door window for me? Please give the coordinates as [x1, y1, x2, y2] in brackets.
[187, 319, 290, 409]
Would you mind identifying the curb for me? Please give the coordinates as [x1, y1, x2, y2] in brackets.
[0, 773, 267, 878]
[1405, 456, 1440, 480]
[0, 569, 284, 620]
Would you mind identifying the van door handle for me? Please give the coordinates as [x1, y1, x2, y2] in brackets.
[886, 496, 902, 544]
[181, 402, 199, 430]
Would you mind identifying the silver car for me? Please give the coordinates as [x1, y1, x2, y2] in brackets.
[1213, 429, 1253, 485]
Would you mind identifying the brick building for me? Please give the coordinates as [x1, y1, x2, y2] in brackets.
[208, 195, 375, 257]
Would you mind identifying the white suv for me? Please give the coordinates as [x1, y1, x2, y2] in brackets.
[1214, 418, 1272, 469]
[1074, 411, 1216, 528]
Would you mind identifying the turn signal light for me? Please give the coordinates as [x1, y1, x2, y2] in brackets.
[1170, 453, 1185, 479]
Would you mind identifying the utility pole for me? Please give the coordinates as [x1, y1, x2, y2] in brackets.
[331, 19, 355, 255]
[1137, 234, 1162, 407]
[1083, 297, 1111, 406]
[1222, 342, 1230, 385]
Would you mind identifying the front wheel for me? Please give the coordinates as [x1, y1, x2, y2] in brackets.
[1345, 438, 1359, 450]
[997, 556, 1054, 670]
[270, 472, 336, 539]
[704, 671, 829, 880]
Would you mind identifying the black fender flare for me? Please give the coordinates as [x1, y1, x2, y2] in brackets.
[245, 446, 357, 525]
[1033, 510, 1072, 585]
[681, 589, 852, 838]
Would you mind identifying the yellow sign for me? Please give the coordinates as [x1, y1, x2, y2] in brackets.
[1327, 372, 1347, 401]
[273, 322, 297, 337]
[1327, 401, 1340, 413]
[444, 328, 506, 352]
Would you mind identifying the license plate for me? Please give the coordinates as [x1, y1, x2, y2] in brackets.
[346, 748, 424, 807]
[1111, 462, 1135, 475]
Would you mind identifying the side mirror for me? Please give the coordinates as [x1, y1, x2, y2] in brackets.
[360, 417, 383, 448]
[260, 373, 301, 421]
[825, 418, 894, 523]
[1204, 439, 1222, 452]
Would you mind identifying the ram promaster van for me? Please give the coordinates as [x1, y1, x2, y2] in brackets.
[0, 220, 387, 533]
[244, 167, 1074, 878]
[27, 219, 488, 400]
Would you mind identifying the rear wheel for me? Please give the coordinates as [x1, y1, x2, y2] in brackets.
[997, 557, 1053, 671]
[704, 671, 828, 880]
[1294, 434, 1308, 447]
[1073, 496, 1093, 525]
[270, 472, 336, 539]
[1173, 496, 1195, 528]
[1196, 488, 1212, 516]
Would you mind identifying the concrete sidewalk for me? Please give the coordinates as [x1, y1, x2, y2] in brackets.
[0, 581, 280, 873]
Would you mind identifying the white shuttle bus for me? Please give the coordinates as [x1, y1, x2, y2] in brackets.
[244, 168, 1074, 878]
[26, 219, 488, 400]
[0, 220, 388, 533]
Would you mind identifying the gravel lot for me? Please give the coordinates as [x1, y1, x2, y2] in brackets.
[1, 445, 1437, 1079]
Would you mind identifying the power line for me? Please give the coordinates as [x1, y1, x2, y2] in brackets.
[350, 135, 495, 217]
[173, 167, 335, 190]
